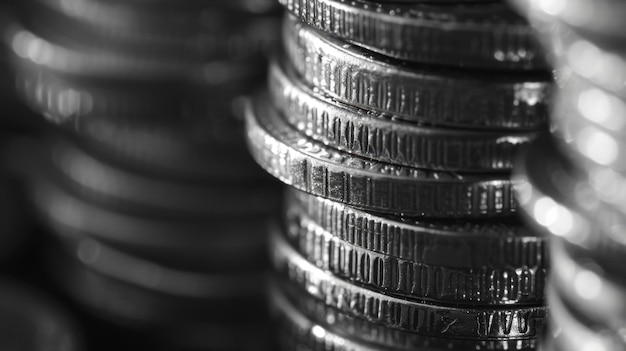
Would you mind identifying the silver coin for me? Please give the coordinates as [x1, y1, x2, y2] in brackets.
[246, 93, 518, 218]
[284, 192, 547, 305]
[286, 190, 546, 269]
[279, 0, 545, 70]
[271, 283, 541, 351]
[282, 15, 551, 130]
[268, 59, 539, 172]
[271, 227, 547, 341]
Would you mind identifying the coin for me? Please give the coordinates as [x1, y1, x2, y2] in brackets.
[246, 94, 518, 218]
[270, 280, 541, 351]
[286, 189, 547, 269]
[283, 15, 551, 130]
[271, 226, 547, 340]
[284, 193, 547, 305]
[279, 0, 545, 70]
[268, 59, 539, 172]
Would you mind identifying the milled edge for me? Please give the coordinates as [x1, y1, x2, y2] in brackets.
[282, 15, 550, 129]
[271, 228, 547, 340]
[271, 281, 540, 351]
[284, 212, 547, 304]
[279, 0, 545, 70]
[246, 94, 518, 218]
[269, 59, 536, 171]
[286, 190, 547, 267]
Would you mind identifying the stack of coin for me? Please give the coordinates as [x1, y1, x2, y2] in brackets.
[245, 1, 553, 350]
[511, 1, 626, 350]
[3, 0, 281, 349]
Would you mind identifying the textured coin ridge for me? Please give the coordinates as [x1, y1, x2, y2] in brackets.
[282, 16, 550, 130]
[286, 190, 547, 268]
[271, 227, 547, 340]
[279, 0, 545, 70]
[271, 281, 540, 351]
[269, 59, 537, 172]
[246, 94, 518, 218]
[284, 205, 547, 305]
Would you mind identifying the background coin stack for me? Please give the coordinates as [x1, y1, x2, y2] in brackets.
[511, 1, 626, 350]
[245, 1, 553, 350]
[3, 0, 281, 349]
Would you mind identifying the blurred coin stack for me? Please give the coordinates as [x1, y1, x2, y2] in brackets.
[3, 0, 281, 349]
[245, 0, 553, 350]
[511, 1, 626, 350]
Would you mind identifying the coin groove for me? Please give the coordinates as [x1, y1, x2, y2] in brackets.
[272, 227, 547, 340]
[269, 59, 537, 171]
[246, 95, 519, 218]
[279, 0, 545, 70]
[284, 211, 547, 305]
[282, 16, 550, 130]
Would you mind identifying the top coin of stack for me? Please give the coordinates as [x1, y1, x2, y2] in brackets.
[245, 0, 553, 350]
[510, 1, 626, 350]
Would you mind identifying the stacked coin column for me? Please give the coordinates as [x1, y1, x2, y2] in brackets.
[246, 1, 553, 350]
[512, 1, 626, 350]
[5, 1, 281, 349]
